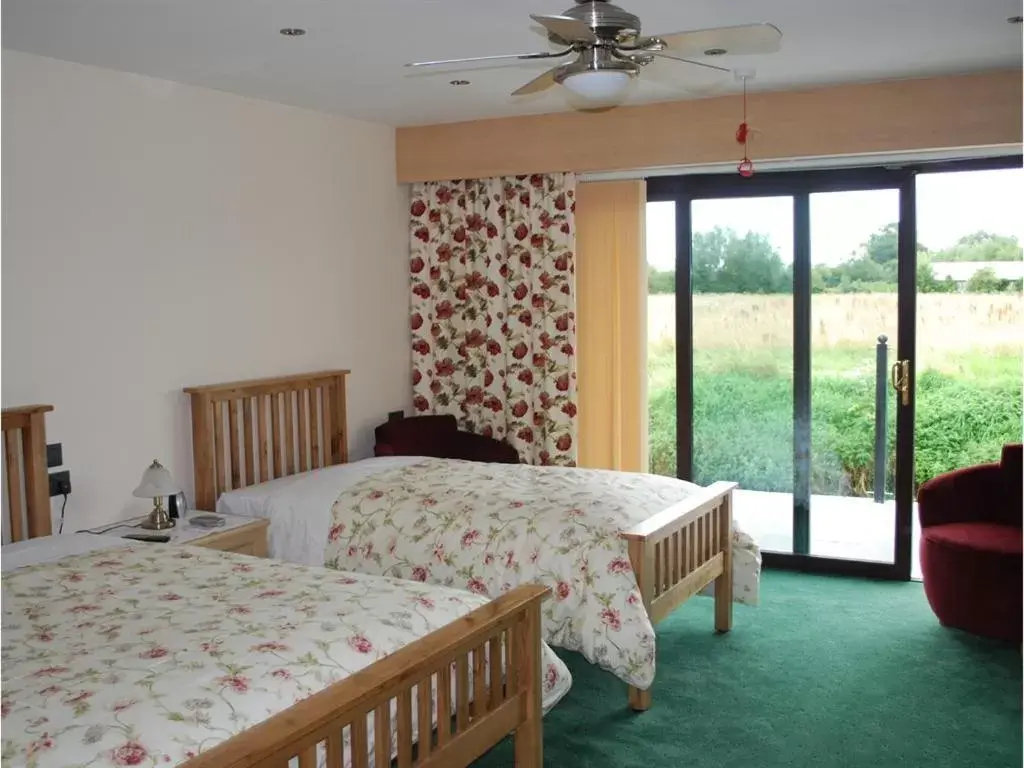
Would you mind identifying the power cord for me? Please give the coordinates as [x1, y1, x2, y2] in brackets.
[58, 493, 69, 534]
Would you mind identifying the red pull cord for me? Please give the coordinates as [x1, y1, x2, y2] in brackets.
[736, 77, 754, 177]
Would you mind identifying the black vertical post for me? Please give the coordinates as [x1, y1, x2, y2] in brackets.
[874, 334, 888, 503]
[675, 197, 694, 482]
[893, 171, 917, 580]
[793, 194, 811, 556]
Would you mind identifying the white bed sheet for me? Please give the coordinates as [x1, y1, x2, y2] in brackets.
[217, 457, 421, 565]
[1, 532, 127, 572]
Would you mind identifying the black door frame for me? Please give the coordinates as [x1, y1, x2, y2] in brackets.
[647, 154, 1022, 580]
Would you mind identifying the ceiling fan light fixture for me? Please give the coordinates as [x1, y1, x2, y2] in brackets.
[560, 69, 633, 103]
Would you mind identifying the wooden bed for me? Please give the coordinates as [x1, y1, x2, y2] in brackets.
[1, 403, 548, 768]
[184, 370, 736, 712]
[1, 404, 53, 542]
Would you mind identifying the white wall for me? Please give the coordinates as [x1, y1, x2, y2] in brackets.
[1, 51, 411, 531]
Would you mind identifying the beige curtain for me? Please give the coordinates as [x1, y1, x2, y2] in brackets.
[575, 180, 647, 472]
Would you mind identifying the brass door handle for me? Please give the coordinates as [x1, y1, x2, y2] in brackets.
[890, 359, 910, 406]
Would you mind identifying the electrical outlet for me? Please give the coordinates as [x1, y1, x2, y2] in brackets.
[49, 470, 71, 498]
[388, 410, 405, 422]
[46, 443, 63, 469]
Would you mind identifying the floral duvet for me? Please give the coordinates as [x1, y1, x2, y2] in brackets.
[1, 544, 570, 768]
[324, 459, 761, 691]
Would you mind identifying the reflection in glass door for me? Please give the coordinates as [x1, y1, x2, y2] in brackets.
[690, 197, 795, 555]
[913, 166, 1024, 579]
[645, 201, 678, 479]
[808, 189, 901, 565]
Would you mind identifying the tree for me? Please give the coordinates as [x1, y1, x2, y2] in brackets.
[864, 222, 899, 264]
[966, 267, 1006, 293]
[645, 222, 1020, 296]
[647, 267, 674, 294]
[691, 226, 789, 294]
[917, 252, 956, 294]
[937, 232, 1023, 262]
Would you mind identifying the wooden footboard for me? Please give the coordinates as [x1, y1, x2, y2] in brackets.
[185, 584, 548, 768]
[620, 481, 736, 711]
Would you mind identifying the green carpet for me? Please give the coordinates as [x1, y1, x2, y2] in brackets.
[474, 571, 1022, 768]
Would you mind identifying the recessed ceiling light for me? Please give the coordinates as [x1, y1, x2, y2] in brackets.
[279, 28, 306, 36]
[449, 79, 471, 86]
[1008, 15, 1023, 24]
[704, 48, 727, 56]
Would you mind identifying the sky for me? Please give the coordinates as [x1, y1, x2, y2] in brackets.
[646, 167, 1024, 270]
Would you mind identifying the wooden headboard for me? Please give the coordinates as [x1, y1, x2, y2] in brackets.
[183, 371, 349, 511]
[2, 405, 53, 542]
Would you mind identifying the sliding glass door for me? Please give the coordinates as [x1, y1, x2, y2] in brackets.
[649, 167, 917, 577]
[647, 156, 1021, 578]
[689, 196, 796, 554]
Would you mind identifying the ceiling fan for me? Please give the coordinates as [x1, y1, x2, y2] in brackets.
[405, 0, 782, 105]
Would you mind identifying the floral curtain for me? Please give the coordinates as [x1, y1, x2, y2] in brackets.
[409, 173, 578, 466]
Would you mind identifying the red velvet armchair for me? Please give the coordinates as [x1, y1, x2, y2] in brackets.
[374, 414, 520, 464]
[917, 443, 1022, 642]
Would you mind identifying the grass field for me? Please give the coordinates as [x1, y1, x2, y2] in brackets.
[647, 293, 1023, 492]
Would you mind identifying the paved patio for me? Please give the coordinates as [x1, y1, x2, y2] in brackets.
[735, 489, 922, 580]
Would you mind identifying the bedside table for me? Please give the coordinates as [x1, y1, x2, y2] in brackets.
[82, 513, 269, 558]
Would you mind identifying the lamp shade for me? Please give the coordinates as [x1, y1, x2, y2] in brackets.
[133, 459, 181, 499]
[561, 70, 633, 104]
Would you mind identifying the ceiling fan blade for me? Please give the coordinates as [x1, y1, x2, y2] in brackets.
[642, 57, 731, 95]
[649, 52, 731, 73]
[530, 14, 598, 43]
[511, 64, 571, 96]
[655, 22, 782, 57]
[406, 50, 571, 68]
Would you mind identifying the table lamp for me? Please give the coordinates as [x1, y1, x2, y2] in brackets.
[133, 459, 182, 530]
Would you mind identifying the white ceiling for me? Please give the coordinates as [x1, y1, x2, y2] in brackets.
[3, 1, 1022, 127]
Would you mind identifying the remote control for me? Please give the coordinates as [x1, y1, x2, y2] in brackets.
[122, 533, 172, 543]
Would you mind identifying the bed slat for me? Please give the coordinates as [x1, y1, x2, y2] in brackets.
[488, 636, 503, 711]
[680, 526, 689, 574]
[351, 717, 369, 768]
[417, 676, 433, 760]
[656, 539, 662, 592]
[436, 665, 451, 747]
[242, 398, 255, 486]
[397, 689, 413, 767]
[504, 626, 518, 699]
[213, 401, 226, 498]
[310, 388, 321, 470]
[374, 703, 391, 768]
[228, 400, 240, 490]
[322, 384, 334, 466]
[298, 388, 309, 473]
[271, 394, 283, 482]
[671, 531, 679, 585]
[284, 391, 295, 476]
[326, 730, 343, 767]
[472, 644, 487, 718]
[297, 745, 316, 768]
[257, 395, 269, 483]
[455, 655, 470, 732]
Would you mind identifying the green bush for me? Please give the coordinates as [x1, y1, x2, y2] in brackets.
[648, 350, 1023, 495]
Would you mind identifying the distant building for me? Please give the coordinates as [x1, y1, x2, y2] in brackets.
[929, 261, 1024, 288]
